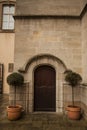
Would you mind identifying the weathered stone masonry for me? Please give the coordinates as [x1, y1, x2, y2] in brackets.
[9, 0, 87, 118]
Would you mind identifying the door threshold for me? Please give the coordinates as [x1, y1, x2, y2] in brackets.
[33, 111, 56, 114]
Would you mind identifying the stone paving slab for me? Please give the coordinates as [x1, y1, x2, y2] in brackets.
[0, 114, 87, 130]
[0, 125, 87, 130]
[0, 94, 87, 130]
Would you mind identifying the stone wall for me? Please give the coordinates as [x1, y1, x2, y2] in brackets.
[0, 33, 15, 93]
[63, 84, 81, 113]
[0, 0, 16, 93]
[16, 0, 81, 16]
[14, 18, 82, 74]
[14, 17, 82, 113]
[9, 82, 30, 113]
[80, 85, 87, 119]
[81, 0, 87, 119]
[82, 8, 87, 81]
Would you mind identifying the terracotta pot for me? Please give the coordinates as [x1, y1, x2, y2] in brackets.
[66, 105, 81, 120]
[7, 105, 22, 121]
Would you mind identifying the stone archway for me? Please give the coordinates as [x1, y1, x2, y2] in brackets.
[18, 54, 67, 113]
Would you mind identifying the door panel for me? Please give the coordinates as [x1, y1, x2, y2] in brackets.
[34, 65, 56, 111]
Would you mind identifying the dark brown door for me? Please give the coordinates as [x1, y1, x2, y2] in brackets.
[34, 65, 56, 111]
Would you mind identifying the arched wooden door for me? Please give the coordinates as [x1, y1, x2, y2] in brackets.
[34, 65, 56, 111]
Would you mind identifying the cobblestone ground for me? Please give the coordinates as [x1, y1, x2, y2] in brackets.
[0, 94, 87, 130]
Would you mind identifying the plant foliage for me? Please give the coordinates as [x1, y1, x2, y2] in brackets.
[7, 72, 24, 106]
[65, 71, 82, 87]
[7, 72, 24, 87]
[64, 69, 82, 106]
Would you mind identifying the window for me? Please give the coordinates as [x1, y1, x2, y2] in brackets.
[2, 5, 15, 30]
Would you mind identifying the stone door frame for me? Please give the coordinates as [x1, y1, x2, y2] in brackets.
[18, 54, 67, 113]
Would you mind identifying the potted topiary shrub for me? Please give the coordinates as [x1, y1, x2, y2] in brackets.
[7, 72, 24, 120]
[64, 70, 82, 120]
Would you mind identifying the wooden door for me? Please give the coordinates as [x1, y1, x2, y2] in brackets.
[34, 65, 56, 111]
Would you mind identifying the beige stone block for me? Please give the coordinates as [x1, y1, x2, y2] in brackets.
[73, 67, 82, 74]
[57, 100, 63, 108]
[72, 49, 82, 54]
[29, 105, 33, 113]
[9, 94, 15, 100]
[29, 93, 33, 100]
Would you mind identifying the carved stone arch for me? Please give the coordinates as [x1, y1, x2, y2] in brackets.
[18, 54, 67, 113]
[18, 54, 67, 73]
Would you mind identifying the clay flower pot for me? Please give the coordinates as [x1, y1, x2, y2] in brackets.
[66, 105, 81, 120]
[7, 105, 22, 121]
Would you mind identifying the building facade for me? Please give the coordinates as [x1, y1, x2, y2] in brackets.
[0, 0, 15, 93]
[1, 0, 87, 116]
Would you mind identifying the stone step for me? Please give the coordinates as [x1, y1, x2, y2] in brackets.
[0, 124, 86, 130]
